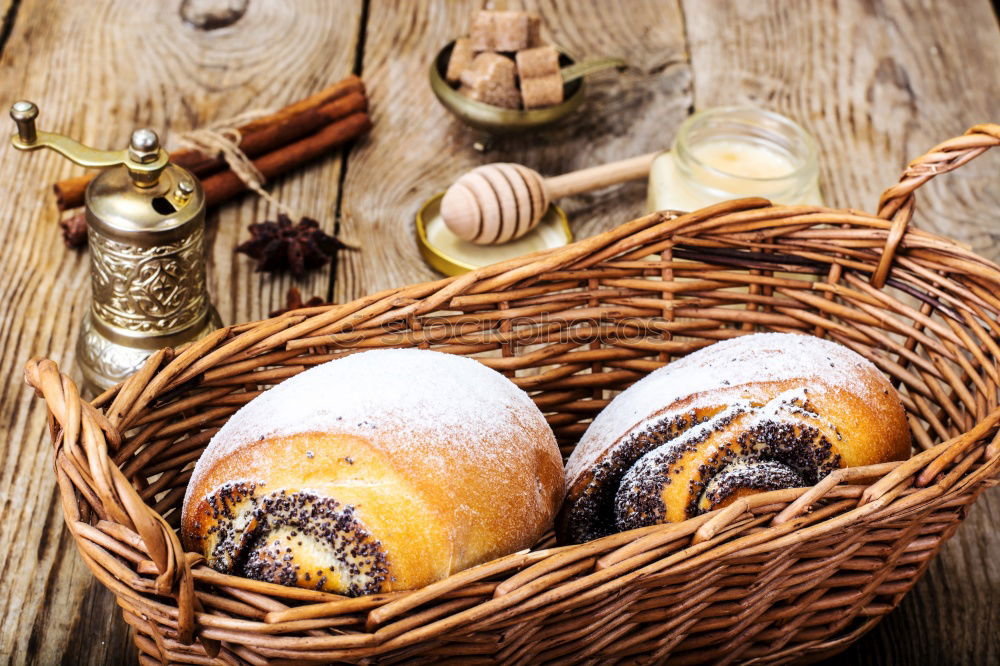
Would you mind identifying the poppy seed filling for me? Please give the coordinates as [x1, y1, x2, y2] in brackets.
[566, 391, 843, 541]
[562, 410, 703, 543]
[198, 482, 389, 596]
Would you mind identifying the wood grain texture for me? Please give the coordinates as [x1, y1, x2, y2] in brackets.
[0, 0, 998, 664]
[0, 1, 361, 663]
[335, 0, 690, 301]
[681, 1, 1000, 663]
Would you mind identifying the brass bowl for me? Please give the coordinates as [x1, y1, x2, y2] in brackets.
[429, 41, 585, 134]
[416, 192, 573, 276]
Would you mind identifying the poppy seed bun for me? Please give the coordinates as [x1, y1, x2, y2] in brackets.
[182, 349, 563, 595]
[559, 334, 911, 544]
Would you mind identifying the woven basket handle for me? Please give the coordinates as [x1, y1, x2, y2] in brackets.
[23, 358, 199, 645]
[871, 123, 1000, 288]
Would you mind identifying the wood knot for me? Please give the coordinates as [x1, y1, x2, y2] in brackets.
[180, 0, 248, 31]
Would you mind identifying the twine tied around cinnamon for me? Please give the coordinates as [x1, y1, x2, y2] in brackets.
[174, 111, 301, 218]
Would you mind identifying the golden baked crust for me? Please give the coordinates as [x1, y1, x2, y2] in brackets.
[559, 334, 911, 543]
[182, 349, 563, 595]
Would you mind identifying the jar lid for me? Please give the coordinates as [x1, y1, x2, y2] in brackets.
[416, 192, 572, 276]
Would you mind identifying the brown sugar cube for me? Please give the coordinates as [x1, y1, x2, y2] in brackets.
[459, 53, 516, 89]
[490, 86, 523, 110]
[515, 45, 559, 80]
[520, 73, 564, 109]
[469, 11, 496, 51]
[458, 84, 477, 98]
[459, 53, 520, 109]
[469, 10, 542, 51]
[461, 84, 521, 110]
[445, 38, 476, 84]
[493, 11, 537, 51]
[525, 13, 542, 47]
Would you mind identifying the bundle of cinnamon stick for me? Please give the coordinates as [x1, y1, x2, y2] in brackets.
[57, 74, 372, 247]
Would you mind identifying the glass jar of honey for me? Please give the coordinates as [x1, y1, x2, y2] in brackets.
[648, 106, 823, 212]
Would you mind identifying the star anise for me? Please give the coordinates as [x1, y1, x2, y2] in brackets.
[236, 214, 348, 277]
[268, 287, 334, 317]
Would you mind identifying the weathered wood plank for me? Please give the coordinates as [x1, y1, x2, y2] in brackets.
[0, 1, 362, 663]
[0, 0, 998, 664]
[682, 0, 1000, 254]
[335, 0, 691, 301]
[681, 1, 1000, 664]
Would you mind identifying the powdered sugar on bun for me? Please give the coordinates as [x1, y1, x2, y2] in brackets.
[187, 348, 549, 508]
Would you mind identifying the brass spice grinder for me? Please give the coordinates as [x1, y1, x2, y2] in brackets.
[10, 101, 222, 392]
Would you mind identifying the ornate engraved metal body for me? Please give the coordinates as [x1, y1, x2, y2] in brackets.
[89, 226, 208, 334]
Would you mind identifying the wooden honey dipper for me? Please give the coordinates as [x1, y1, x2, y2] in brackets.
[440, 152, 658, 244]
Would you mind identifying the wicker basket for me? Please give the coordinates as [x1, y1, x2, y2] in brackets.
[25, 123, 1000, 665]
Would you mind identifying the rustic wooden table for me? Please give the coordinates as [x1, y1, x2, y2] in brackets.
[0, 1, 997, 664]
